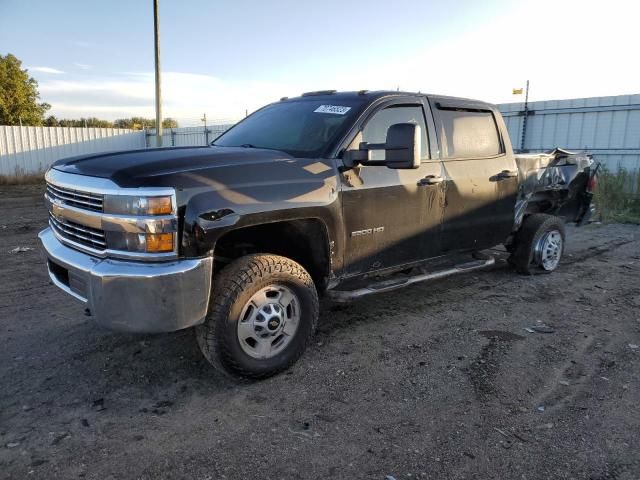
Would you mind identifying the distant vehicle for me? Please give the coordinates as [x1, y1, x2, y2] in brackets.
[39, 90, 597, 379]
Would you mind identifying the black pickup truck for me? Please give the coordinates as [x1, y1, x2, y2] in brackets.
[39, 90, 597, 378]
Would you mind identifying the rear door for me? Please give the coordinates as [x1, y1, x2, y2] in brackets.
[339, 98, 445, 276]
[429, 98, 518, 252]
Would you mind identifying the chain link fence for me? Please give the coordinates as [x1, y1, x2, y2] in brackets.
[145, 124, 235, 147]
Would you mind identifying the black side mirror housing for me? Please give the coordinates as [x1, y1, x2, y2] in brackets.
[383, 123, 421, 169]
[343, 123, 421, 169]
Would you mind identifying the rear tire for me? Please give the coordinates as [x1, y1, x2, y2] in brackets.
[196, 254, 318, 380]
[509, 214, 565, 275]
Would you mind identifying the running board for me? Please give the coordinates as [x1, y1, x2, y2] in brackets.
[327, 257, 495, 302]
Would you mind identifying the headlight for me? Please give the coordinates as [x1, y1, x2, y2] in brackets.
[102, 192, 177, 255]
[103, 195, 174, 216]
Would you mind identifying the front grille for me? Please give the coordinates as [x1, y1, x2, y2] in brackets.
[45, 170, 177, 260]
[46, 182, 103, 212]
[49, 213, 106, 250]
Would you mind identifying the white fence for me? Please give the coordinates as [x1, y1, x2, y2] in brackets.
[0, 126, 146, 176]
[0, 124, 238, 177]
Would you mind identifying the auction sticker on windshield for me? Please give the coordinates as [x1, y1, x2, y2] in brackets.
[314, 105, 352, 115]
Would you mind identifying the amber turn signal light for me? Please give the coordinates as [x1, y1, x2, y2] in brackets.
[145, 233, 174, 252]
[147, 196, 173, 215]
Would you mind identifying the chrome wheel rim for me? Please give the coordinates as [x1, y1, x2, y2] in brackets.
[237, 284, 300, 359]
[535, 229, 563, 271]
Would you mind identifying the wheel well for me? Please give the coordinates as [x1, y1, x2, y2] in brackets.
[525, 190, 585, 223]
[524, 193, 563, 215]
[213, 219, 331, 291]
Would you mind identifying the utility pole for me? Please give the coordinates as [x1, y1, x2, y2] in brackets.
[520, 79, 530, 152]
[201, 113, 208, 145]
[153, 0, 163, 147]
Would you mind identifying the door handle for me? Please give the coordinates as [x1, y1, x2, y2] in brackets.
[495, 169, 518, 179]
[418, 175, 444, 186]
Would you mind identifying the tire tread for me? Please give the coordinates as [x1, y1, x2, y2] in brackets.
[196, 254, 318, 380]
[510, 214, 566, 275]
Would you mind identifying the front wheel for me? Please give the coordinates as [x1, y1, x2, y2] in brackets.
[196, 254, 318, 379]
[509, 214, 566, 274]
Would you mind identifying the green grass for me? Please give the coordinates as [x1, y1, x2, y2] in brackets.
[594, 168, 640, 224]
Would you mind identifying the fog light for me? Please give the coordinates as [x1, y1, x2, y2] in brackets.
[146, 233, 174, 252]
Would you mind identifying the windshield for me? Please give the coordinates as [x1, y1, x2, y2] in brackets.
[213, 98, 366, 158]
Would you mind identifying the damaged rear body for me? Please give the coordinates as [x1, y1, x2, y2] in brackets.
[514, 148, 597, 231]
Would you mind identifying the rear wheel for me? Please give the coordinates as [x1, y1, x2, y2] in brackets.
[196, 254, 318, 379]
[509, 214, 565, 274]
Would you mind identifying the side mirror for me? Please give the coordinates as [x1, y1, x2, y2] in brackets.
[343, 123, 421, 169]
[384, 123, 421, 169]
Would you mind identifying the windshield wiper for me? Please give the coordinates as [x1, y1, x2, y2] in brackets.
[224, 143, 277, 151]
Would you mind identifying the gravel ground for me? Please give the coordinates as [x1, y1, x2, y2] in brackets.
[0, 183, 639, 480]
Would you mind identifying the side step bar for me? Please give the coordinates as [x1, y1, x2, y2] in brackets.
[327, 257, 495, 302]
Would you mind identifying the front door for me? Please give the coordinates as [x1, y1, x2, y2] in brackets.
[340, 102, 445, 276]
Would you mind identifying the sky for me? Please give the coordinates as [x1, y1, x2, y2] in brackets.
[1, 0, 638, 126]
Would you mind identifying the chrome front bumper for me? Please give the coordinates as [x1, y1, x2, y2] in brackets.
[39, 227, 213, 333]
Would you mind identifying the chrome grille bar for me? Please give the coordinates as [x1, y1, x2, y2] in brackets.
[49, 214, 107, 250]
[46, 183, 103, 212]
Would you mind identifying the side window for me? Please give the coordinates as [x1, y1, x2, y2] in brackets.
[362, 105, 429, 160]
[435, 108, 503, 159]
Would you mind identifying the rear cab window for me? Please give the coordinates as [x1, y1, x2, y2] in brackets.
[432, 103, 503, 159]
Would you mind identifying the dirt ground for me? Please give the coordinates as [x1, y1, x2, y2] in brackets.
[0, 183, 639, 480]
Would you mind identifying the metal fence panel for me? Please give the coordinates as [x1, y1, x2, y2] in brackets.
[499, 94, 640, 173]
[145, 125, 235, 147]
[0, 126, 146, 176]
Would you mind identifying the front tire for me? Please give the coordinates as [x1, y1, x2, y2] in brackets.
[509, 214, 566, 275]
[196, 254, 318, 379]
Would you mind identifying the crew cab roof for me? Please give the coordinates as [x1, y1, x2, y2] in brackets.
[281, 90, 497, 110]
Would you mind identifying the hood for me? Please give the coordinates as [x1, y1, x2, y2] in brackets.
[52, 146, 295, 188]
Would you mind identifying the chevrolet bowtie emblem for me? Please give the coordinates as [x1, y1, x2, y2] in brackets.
[51, 203, 65, 217]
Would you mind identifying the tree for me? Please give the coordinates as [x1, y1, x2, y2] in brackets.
[44, 115, 59, 127]
[113, 117, 178, 130]
[61, 117, 114, 128]
[162, 117, 178, 129]
[44, 116, 115, 128]
[84, 117, 114, 128]
[0, 53, 50, 125]
[43, 115, 179, 130]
